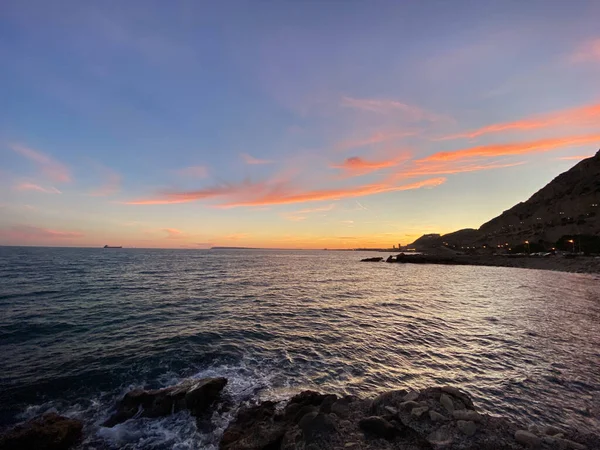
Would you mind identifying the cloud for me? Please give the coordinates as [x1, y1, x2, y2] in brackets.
[331, 154, 409, 176]
[571, 38, 600, 63]
[341, 96, 448, 122]
[335, 131, 417, 151]
[220, 177, 446, 208]
[162, 228, 185, 239]
[281, 204, 335, 221]
[225, 233, 248, 240]
[419, 134, 600, 163]
[438, 103, 600, 140]
[241, 153, 274, 165]
[0, 225, 84, 240]
[89, 165, 121, 196]
[14, 183, 61, 194]
[555, 155, 594, 161]
[10, 144, 71, 183]
[176, 165, 209, 177]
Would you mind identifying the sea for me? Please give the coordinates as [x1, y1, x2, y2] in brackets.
[0, 247, 599, 449]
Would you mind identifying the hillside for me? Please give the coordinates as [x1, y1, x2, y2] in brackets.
[411, 149, 600, 250]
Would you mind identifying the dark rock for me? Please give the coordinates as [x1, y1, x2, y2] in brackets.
[0, 413, 83, 450]
[289, 390, 334, 408]
[359, 416, 400, 440]
[299, 413, 337, 442]
[103, 377, 227, 427]
[360, 257, 384, 262]
[220, 402, 285, 450]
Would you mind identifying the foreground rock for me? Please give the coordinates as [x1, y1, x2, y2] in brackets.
[220, 387, 598, 449]
[103, 377, 227, 427]
[0, 413, 83, 450]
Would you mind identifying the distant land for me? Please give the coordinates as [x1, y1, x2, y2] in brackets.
[410, 149, 600, 254]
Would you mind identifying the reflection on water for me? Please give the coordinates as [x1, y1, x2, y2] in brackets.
[0, 247, 599, 448]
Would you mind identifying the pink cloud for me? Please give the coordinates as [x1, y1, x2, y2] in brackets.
[14, 183, 61, 194]
[341, 96, 449, 122]
[241, 153, 274, 165]
[176, 165, 209, 177]
[89, 165, 121, 196]
[10, 144, 71, 183]
[331, 154, 410, 176]
[163, 228, 185, 239]
[335, 130, 417, 151]
[555, 155, 594, 161]
[571, 38, 600, 63]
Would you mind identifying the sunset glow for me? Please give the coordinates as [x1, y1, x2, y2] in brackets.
[1, 1, 599, 249]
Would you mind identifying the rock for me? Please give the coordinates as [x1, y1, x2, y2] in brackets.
[429, 410, 446, 422]
[103, 377, 227, 427]
[294, 406, 318, 424]
[543, 425, 566, 436]
[383, 406, 398, 415]
[452, 410, 481, 422]
[400, 400, 420, 411]
[403, 391, 420, 402]
[515, 430, 541, 447]
[371, 390, 407, 413]
[220, 401, 285, 450]
[554, 438, 587, 449]
[427, 426, 454, 446]
[360, 257, 384, 262]
[289, 390, 334, 407]
[439, 393, 454, 413]
[0, 413, 83, 450]
[456, 420, 477, 437]
[411, 406, 429, 418]
[299, 413, 337, 442]
[331, 397, 353, 418]
[359, 416, 400, 440]
[441, 386, 463, 397]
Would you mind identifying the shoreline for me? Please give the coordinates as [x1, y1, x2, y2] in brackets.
[365, 253, 600, 274]
[2, 381, 597, 449]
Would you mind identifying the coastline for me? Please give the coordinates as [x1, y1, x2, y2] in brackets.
[2, 381, 597, 449]
[370, 253, 600, 274]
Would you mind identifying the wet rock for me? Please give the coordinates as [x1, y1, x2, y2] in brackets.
[0, 413, 83, 450]
[400, 400, 420, 411]
[403, 391, 420, 402]
[427, 426, 453, 446]
[359, 416, 399, 440]
[300, 413, 337, 442]
[411, 406, 429, 418]
[103, 377, 227, 427]
[384, 406, 398, 415]
[220, 401, 285, 450]
[515, 429, 541, 447]
[371, 390, 407, 413]
[554, 438, 587, 449]
[331, 397, 353, 418]
[452, 410, 481, 422]
[543, 425, 566, 436]
[361, 257, 384, 262]
[439, 393, 454, 413]
[429, 410, 446, 422]
[456, 420, 477, 437]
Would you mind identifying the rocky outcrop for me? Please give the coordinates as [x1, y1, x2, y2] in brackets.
[102, 377, 227, 427]
[0, 413, 83, 450]
[220, 386, 597, 449]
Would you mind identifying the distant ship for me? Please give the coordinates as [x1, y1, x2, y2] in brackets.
[103, 245, 122, 248]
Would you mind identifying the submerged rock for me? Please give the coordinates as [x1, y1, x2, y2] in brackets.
[360, 257, 384, 262]
[0, 413, 83, 450]
[102, 377, 227, 427]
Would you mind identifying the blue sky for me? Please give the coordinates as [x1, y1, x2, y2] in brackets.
[1, 0, 599, 248]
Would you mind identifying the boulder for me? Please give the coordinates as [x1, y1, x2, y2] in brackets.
[359, 416, 399, 440]
[456, 420, 477, 437]
[102, 377, 227, 427]
[439, 393, 455, 413]
[515, 430, 541, 447]
[0, 413, 83, 450]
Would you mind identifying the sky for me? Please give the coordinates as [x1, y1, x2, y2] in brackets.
[1, 0, 599, 249]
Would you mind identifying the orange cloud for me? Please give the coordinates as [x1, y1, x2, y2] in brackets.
[281, 204, 335, 221]
[10, 144, 71, 183]
[14, 183, 61, 194]
[176, 165, 208, 177]
[125, 182, 256, 205]
[331, 154, 409, 176]
[571, 38, 600, 63]
[439, 103, 600, 140]
[162, 228, 185, 239]
[220, 177, 446, 208]
[419, 135, 600, 163]
[241, 153, 274, 165]
[555, 155, 594, 161]
[341, 96, 449, 122]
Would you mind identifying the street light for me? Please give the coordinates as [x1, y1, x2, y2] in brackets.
[567, 239, 575, 253]
[525, 240, 530, 253]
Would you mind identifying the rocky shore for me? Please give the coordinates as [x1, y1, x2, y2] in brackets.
[1, 379, 598, 450]
[364, 253, 600, 274]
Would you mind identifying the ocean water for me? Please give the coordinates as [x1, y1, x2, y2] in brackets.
[0, 247, 599, 449]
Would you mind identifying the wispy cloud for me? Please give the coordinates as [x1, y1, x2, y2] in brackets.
[10, 144, 71, 183]
[438, 102, 600, 140]
[571, 38, 600, 63]
[335, 130, 417, 151]
[14, 183, 61, 194]
[419, 134, 600, 163]
[162, 228, 184, 239]
[281, 204, 335, 221]
[341, 96, 449, 122]
[555, 155, 594, 161]
[176, 165, 209, 177]
[331, 154, 410, 176]
[0, 225, 84, 240]
[241, 153, 274, 165]
[225, 233, 248, 240]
